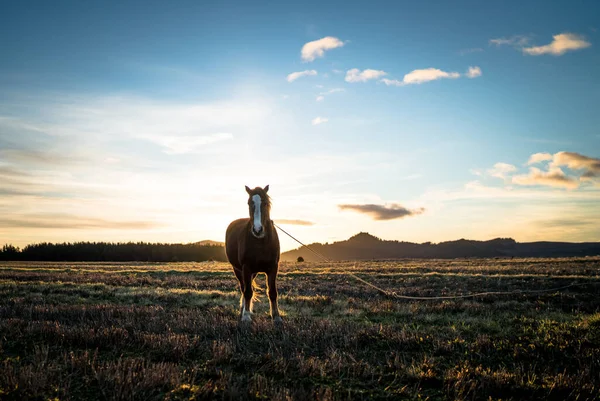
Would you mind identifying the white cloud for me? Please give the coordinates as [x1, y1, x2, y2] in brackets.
[311, 117, 328, 125]
[286, 70, 317, 82]
[403, 68, 460, 84]
[301, 37, 344, 62]
[345, 69, 387, 83]
[316, 95, 325, 102]
[523, 33, 591, 56]
[380, 78, 403, 87]
[488, 162, 517, 179]
[527, 152, 553, 165]
[466, 66, 482, 78]
[382, 68, 460, 86]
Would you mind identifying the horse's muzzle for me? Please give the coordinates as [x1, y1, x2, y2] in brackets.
[252, 227, 265, 238]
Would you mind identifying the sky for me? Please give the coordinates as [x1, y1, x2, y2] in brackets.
[1, 0, 599, 251]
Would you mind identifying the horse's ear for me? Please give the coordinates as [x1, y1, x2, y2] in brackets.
[264, 185, 269, 193]
[245, 186, 252, 195]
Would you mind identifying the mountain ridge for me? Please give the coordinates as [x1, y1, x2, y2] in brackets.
[280, 232, 600, 261]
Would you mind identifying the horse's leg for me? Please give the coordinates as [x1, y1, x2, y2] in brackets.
[233, 268, 244, 314]
[241, 265, 253, 322]
[267, 267, 282, 324]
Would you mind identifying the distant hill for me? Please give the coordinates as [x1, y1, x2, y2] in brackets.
[280, 232, 600, 261]
[194, 240, 225, 246]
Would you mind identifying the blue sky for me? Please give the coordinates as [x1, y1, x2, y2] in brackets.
[1, 0, 599, 250]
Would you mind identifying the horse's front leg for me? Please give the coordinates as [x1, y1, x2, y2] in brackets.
[240, 265, 253, 322]
[267, 267, 282, 324]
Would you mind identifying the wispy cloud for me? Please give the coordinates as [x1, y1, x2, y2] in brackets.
[489, 35, 531, 48]
[382, 68, 460, 86]
[0, 214, 162, 229]
[338, 203, 425, 220]
[0, 148, 82, 166]
[312, 117, 328, 125]
[286, 69, 317, 82]
[275, 219, 315, 226]
[465, 66, 482, 78]
[147, 132, 233, 154]
[345, 69, 387, 83]
[301, 36, 344, 62]
[316, 87, 344, 102]
[523, 33, 591, 56]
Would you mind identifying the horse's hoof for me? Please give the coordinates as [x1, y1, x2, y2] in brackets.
[273, 316, 283, 327]
[241, 313, 252, 323]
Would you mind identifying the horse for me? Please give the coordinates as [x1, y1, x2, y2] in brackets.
[225, 185, 282, 324]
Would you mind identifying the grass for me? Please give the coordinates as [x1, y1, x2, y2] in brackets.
[0, 257, 599, 400]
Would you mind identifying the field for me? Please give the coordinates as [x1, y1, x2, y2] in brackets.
[0, 258, 599, 401]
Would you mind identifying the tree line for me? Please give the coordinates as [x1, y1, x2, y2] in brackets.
[0, 242, 227, 262]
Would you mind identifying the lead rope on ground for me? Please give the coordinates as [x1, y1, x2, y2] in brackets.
[273, 222, 597, 301]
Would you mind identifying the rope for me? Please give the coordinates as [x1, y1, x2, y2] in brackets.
[273, 222, 597, 301]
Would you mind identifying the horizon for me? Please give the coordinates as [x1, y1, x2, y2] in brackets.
[1, 1, 599, 253]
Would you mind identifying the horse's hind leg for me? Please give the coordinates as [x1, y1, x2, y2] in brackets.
[267, 269, 282, 324]
[240, 265, 253, 322]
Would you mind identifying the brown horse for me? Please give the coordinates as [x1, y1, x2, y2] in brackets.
[225, 185, 282, 324]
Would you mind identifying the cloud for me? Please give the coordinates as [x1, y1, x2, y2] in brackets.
[527, 152, 553, 165]
[523, 33, 591, 56]
[403, 68, 460, 85]
[301, 36, 344, 62]
[465, 66, 482, 78]
[532, 218, 595, 229]
[488, 162, 517, 179]
[312, 117, 328, 125]
[0, 148, 81, 166]
[345, 69, 387, 83]
[316, 88, 344, 102]
[489, 35, 531, 48]
[275, 219, 315, 226]
[0, 165, 30, 178]
[0, 214, 162, 229]
[338, 203, 425, 220]
[552, 151, 600, 179]
[382, 68, 460, 86]
[286, 70, 317, 82]
[512, 167, 579, 189]
[147, 132, 233, 154]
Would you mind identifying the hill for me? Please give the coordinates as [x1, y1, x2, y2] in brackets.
[280, 232, 600, 261]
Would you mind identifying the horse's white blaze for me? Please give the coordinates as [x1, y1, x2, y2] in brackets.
[252, 194, 262, 233]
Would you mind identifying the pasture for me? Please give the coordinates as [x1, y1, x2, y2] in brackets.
[0, 258, 599, 400]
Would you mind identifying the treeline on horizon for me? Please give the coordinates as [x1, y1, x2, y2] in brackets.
[0, 242, 227, 262]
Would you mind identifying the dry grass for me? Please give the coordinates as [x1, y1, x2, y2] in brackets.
[0, 257, 599, 400]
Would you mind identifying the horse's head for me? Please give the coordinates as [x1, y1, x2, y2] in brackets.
[245, 185, 271, 239]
